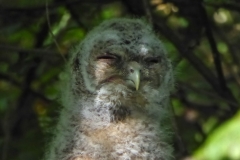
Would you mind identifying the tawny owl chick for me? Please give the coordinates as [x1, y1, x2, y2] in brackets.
[44, 18, 175, 160]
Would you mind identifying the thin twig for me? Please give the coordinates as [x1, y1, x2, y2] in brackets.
[45, 0, 67, 62]
[0, 44, 58, 55]
[143, 0, 153, 25]
[200, 4, 227, 91]
[1, 105, 13, 160]
[0, 73, 52, 103]
[199, 4, 238, 111]
[178, 81, 238, 107]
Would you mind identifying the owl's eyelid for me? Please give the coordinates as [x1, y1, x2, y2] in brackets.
[144, 56, 161, 63]
[97, 53, 120, 60]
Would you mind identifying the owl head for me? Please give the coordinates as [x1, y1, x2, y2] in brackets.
[66, 18, 174, 110]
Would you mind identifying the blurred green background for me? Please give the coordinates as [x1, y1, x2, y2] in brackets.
[0, 0, 240, 160]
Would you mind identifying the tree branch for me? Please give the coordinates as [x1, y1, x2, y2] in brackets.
[0, 44, 62, 62]
[200, 5, 227, 92]
[0, 44, 58, 55]
[142, 0, 153, 25]
[0, 0, 116, 13]
[204, 1, 240, 12]
[199, 4, 238, 110]
[152, 15, 238, 112]
[0, 73, 52, 104]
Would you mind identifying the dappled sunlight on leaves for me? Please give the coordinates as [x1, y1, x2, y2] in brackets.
[0, 0, 240, 159]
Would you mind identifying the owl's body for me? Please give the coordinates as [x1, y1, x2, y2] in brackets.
[44, 18, 174, 160]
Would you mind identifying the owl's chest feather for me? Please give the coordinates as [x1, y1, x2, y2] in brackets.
[72, 84, 172, 159]
[77, 110, 170, 159]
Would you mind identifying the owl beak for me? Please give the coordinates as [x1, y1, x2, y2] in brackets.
[128, 62, 141, 91]
[133, 70, 140, 91]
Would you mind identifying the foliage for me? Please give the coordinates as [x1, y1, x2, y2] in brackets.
[0, 0, 240, 159]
